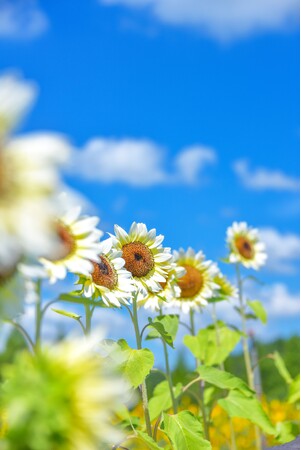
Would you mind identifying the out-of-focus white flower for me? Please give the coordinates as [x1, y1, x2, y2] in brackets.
[0, 133, 71, 269]
[111, 222, 173, 296]
[165, 247, 220, 314]
[40, 207, 103, 283]
[0, 264, 25, 319]
[0, 73, 37, 137]
[1, 335, 128, 449]
[77, 238, 135, 307]
[226, 221, 267, 270]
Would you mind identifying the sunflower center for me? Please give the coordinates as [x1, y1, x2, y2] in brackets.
[122, 242, 154, 277]
[235, 236, 254, 259]
[92, 255, 117, 289]
[178, 264, 203, 298]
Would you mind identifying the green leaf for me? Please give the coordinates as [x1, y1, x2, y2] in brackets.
[134, 431, 163, 449]
[275, 421, 300, 445]
[272, 351, 293, 384]
[51, 308, 81, 320]
[146, 321, 173, 348]
[247, 300, 267, 324]
[218, 390, 276, 435]
[196, 366, 254, 397]
[146, 315, 179, 348]
[149, 380, 182, 421]
[117, 339, 154, 388]
[183, 325, 241, 366]
[288, 374, 300, 404]
[161, 411, 212, 449]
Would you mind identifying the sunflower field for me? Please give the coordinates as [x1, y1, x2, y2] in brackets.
[0, 74, 299, 450]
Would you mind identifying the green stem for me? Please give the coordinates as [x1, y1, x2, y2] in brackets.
[132, 293, 152, 437]
[189, 310, 209, 440]
[212, 303, 237, 450]
[35, 280, 42, 349]
[6, 320, 35, 353]
[236, 263, 262, 450]
[162, 338, 177, 413]
[84, 303, 92, 335]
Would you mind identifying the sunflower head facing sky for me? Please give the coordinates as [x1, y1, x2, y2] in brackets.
[165, 247, 220, 314]
[111, 222, 173, 296]
[226, 221, 267, 270]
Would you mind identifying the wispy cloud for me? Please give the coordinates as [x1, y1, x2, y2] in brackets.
[0, 0, 48, 40]
[69, 138, 217, 187]
[100, 0, 299, 41]
[233, 159, 299, 192]
[259, 227, 299, 275]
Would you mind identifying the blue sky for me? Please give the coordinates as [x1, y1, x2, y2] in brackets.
[0, 0, 299, 353]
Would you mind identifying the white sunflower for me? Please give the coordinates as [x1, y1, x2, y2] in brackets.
[139, 262, 186, 312]
[77, 238, 136, 307]
[165, 247, 220, 314]
[111, 222, 173, 296]
[226, 221, 267, 270]
[40, 207, 103, 284]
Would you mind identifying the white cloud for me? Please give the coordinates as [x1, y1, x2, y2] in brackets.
[100, 0, 299, 41]
[69, 138, 217, 186]
[174, 145, 217, 184]
[233, 159, 299, 192]
[259, 227, 299, 274]
[0, 0, 48, 40]
[257, 283, 300, 318]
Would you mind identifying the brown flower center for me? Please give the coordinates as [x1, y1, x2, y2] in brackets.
[234, 236, 254, 260]
[122, 242, 154, 277]
[178, 264, 203, 298]
[92, 255, 117, 289]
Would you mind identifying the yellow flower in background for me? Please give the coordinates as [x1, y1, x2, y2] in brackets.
[0, 337, 127, 450]
[226, 221, 267, 270]
[111, 222, 173, 296]
[77, 238, 136, 307]
[213, 270, 238, 299]
[165, 247, 220, 313]
[39, 207, 103, 283]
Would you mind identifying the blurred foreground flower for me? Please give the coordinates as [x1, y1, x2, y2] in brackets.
[0, 73, 71, 271]
[226, 221, 267, 270]
[112, 222, 172, 296]
[0, 265, 24, 319]
[166, 247, 220, 313]
[0, 337, 127, 450]
[77, 238, 135, 307]
[40, 207, 103, 283]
